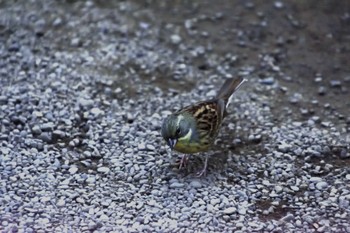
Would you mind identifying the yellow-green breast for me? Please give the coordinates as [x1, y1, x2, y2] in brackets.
[173, 128, 211, 154]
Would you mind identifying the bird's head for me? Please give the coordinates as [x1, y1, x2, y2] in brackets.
[161, 113, 196, 149]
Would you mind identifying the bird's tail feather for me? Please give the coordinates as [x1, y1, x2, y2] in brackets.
[216, 77, 246, 107]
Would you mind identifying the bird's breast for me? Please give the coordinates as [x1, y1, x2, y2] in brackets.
[173, 140, 210, 154]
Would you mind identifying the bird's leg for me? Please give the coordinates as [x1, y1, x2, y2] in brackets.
[179, 154, 188, 169]
[196, 154, 209, 177]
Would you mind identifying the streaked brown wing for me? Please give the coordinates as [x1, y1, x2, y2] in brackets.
[179, 100, 223, 140]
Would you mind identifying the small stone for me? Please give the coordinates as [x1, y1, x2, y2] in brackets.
[146, 144, 155, 151]
[206, 90, 217, 97]
[310, 177, 322, 182]
[38, 132, 52, 143]
[185, 19, 194, 30]
[277, 142, 292, 153]
[71, 38, 81, 47]
[260, 77, 275, 85]
[41, 122, 54, 131]
[346, 174, 350, 180]
[0, 95, 7, 104]
[289, 94, 302, 104]
[274, 1, 284, 9]
[52, 17, 63, 27]
[318, 86, 326, 95]
[245, 2, 255, 9]
[189, 180, 202, 188]
[330, 80, 341, 87]
[91, 108, 104, 117]
[126, 113, 134, 122]
[139, 21, 149, 30]
[321, 122, 331, 127]
[76, 197, 85, 204]
[32, 125, 42, 134]
[78, 98, 94, 107]
[275, 185, 283, 193]
[99, 214, 109, 221]
[69, 166, 78, 174]
[316, 181, 328, 190]
[33, 111, 43, 117]
[281, 213, 294, 222]
[238, 207, 247, 215]
[57, 199, 65, 207]
[210, 198, 220, 206]
[306, 148, 321, 157]
[138, 143, 146, 150]
[170, 182, 185, 188]
[290, 186, 299, 192]
[8, 43, 20, 52]
[41, 196, 51, 203]
[53, 130, 65, 139]
[86, 176, 96, 183]
[223, 207, 236, 215]
[170, 34, 182, 44]
[97, 167, 110, 173]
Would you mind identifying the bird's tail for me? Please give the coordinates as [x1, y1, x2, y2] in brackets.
[216, 77, 246, 107]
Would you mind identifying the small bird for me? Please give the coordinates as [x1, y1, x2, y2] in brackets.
[161, 77, 246, 176]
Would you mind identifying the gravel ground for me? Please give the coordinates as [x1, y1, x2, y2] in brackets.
[1, 0, 350, 232]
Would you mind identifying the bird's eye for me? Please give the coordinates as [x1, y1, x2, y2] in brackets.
[176, 128, 181, 135]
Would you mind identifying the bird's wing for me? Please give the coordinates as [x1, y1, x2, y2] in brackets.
[179, 101, 221, 139]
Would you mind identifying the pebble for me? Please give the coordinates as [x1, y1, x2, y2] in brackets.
[316, 181, 328, 190]
[274, 1, 284, 9]
[275, 185, 283, 193]
[38, 132, 52, 143]
[330, 80, 341, 87]
[57, 199, 66, 207]
[31, 125, 42, 134]
[170, 182, 185, 188]
[41, 122, 55, 131]
[52, 17, 63, 27]
[170, 34, 182, 44]
[78, 98, 94, 107]
[223, 207, 237, 215]
[99, 214, 109, 221]
[189, 180, 202, 188]
[260, 77, 275, 85]
[53, 130, 65, 139]
[97, 167, 110, 173]
[281, 214, 294, 222]
[146, 144, 155, 151]
[138, 143, 146, 150]
[71, 38, 81, 47]
[318, 86, 326, 95]
[238, 207, 247, 215]
[346, 174, 350, 181]
[310, 177, 322, 182]
[86, 177, 96, 183]
[69, 166, 79, 174]
[91, 108, 104, 117]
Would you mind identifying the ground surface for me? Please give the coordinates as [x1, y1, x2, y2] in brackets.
[0, 0, 350, 232]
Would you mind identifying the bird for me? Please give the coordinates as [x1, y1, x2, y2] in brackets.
[161, 77, 246, 176]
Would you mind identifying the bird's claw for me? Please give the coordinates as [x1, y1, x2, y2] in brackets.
[196, 168, 207, 177]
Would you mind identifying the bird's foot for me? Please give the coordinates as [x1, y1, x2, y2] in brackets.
[179, 155, 188, 169]
[196, 154, 209, 177]
[196, 167, 207, 177]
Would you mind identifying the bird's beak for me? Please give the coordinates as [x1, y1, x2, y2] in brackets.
[167, 138, 177, 150]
